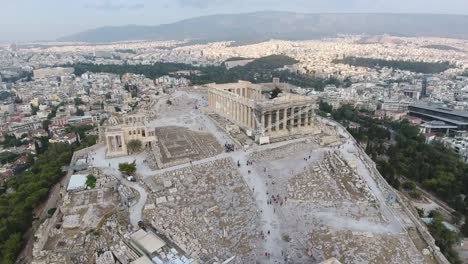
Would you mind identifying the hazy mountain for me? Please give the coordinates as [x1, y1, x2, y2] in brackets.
[59, 11, 468, 43]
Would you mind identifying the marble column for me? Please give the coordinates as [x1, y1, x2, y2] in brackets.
[238, 102, 242, 124]
[276, 109, 280, 131]
[225, 97, 228, 116]
[107, 136, 112, 152]
[260, 112, 265, 129]
[244, 105, 248, 125]
[251, 108, 255, 128]
[229, 99, 234, 119]
[299, 107, 304, 127]
[283, 108, 288, 130]
[112, 136, 117, 152]
[269, 111, 274, 132]
[247, 107, 252, 129]
[290, 107, 295, 127]
[234, 102, 238, 123]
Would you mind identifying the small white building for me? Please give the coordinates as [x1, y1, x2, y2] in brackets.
[130, 229, 166, 256]
[66, 174, 87, 192]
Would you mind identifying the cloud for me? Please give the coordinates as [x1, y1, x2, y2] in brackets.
[174, 0, 219, 8]
[172, 0, 468, 14]
[85, 0, 145, 11]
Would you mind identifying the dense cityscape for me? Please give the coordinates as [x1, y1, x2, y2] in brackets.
[2, 5, 468, 264]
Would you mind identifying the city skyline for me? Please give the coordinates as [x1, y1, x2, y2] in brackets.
[1, 0, 468, 42]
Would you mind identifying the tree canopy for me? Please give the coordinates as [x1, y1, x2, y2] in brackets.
[127, 139, 142, 154]
[86, 175, 97, 189]
[69, 55, 346, 91]
[333, 56, 454, 74]
[119, 161, 137, 175]
[0, 143, 73, 263]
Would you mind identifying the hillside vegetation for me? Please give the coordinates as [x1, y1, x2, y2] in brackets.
[70, 54, 342, 90]
[333, 56, 454, 74]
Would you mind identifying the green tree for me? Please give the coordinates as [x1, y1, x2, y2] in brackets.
[31, 104, 39, 115]
[402, 181, 416, 191]
[428, 210, 461, 263]
[42, 120, 51, 132]
[0, 143, 73, 263]
[319, 101, 333, 113]
[1, 233, 22, 264]
[461, 216, 468, 237]
[75, 108, 85, 116]
[74, 97, 83, 105]
[127, 139, 142, 154]
[86, 175, 97, 189]
[333, 56, 453, 74]
[119, 161, 136, 175]
[270, 87, 282, 99]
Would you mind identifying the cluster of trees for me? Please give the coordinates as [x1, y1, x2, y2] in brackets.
[74, 97, 84, 106]
[0, 151, 20, 165]
[86, 175, 97, 189]
[428, 211, 461, 264]
[322, 103, 468, 262]
[1, 71, 32, 83]
[389, 121, 468, 210]
[0, 120, 98, 263]
[115, 49, 136, 54]
[242, 55, 298, 70]
[64, 125, 97, 150]
[65, 125, 94, 139]
[72, 62, 194, 79]
[190, 56, 343, 91]
[31, 104, 39, 116]
[70, 55, 348, 92]
[333, 56, 454, 74]
[0, 143, 73, 263]
[0, 91, 11, 101]
[422, 44, 460, 51]
[127, 139, 142, 154]
[0, 134, 29, 148]
[325, 103, 468, 208]
[119, 161, 137, 175]
[223, 56, 252, 62]
[43, 103, 64, 132]
[0, 152, 19, 165]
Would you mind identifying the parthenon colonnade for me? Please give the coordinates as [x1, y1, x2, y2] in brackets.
[207, 80, 318, 139]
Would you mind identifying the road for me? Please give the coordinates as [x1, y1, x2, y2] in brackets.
[99, 166, 148, 227]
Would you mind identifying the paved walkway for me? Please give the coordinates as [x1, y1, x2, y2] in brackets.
[334, 124, 404, 234]
[231, 150, 284, 263]
[97, 166, 148, 227]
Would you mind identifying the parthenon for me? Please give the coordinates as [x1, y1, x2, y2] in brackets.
[207, 79, 320, 142]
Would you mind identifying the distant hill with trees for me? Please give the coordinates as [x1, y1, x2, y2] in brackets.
[70, 54, 342, 91]
[224, 57, 253, 62]
[333, 56, 454, 74]
[421, 44, 461, 51]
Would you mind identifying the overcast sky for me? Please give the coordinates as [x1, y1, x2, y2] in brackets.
[1, 0, 468, 42]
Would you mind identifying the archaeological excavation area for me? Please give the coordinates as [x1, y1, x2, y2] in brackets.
[33, 84, 442, 264]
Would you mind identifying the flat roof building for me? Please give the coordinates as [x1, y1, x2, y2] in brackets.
[130, 256, 154, 264]
[130, 229, 166, 256]
[66, 174, 87, 192]
[408, 104, 468, 130]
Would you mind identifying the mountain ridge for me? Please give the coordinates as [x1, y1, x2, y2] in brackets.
[58, 11, 468, 43]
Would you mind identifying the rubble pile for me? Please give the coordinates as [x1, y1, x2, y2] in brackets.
[146, 158, 259, 262]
